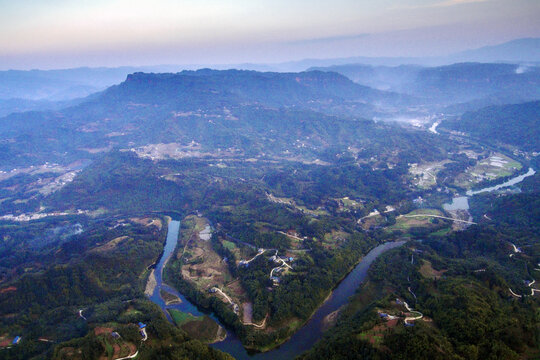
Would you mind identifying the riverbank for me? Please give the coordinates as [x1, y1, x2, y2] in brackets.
[150, 220, 406, 359]
[160, 288, 182, 305]
[238, 249, 371, 353]
[212, 326, 228, 344]
[443, 167, 536, 218]
[212, 241, 406, 359]
[144, 269, 156, 297]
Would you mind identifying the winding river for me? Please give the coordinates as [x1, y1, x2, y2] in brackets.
[149, 166, 536, 358]
[444, 167, 536, 211]
[149, 219, 405, 359]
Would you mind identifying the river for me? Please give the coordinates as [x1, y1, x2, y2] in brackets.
[444, 167, 536, 211]
[149, 219, 405, 359]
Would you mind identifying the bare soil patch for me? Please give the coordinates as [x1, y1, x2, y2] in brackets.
[242, 302, 253, 324]
[419, 260, 447, 279]
[92, 236, 128, 252]
[94, 326, 114, 336]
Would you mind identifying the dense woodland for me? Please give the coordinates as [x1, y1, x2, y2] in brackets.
[442, 101, 540, 151]
[302, 185, 540, 360]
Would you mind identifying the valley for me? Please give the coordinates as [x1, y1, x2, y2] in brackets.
[0, 63, 538, 360]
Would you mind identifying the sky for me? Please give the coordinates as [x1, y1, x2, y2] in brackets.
[0, 0, 539, 69]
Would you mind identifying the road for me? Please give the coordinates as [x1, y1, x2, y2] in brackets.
[240, 249, 267, 265]
[357, 210, 380, 223]
[270, 253, 293, 279]
[408, 287, 417, 300]
[114, 350, 139, 360]
[403, 301, 423, 324]
[211, 287, 240, 314]
[509, 288, 522, 298]
[528, 280, 540, 296]
[510, 243, 521, 253]
[399, 214, 477, 225]
[140, 328, 147, 341]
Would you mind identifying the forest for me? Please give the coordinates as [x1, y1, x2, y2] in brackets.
[302, 187, 540, 360]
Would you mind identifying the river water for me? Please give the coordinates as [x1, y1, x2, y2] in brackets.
[443, 167, 536, 211]
[149, 219, 405, 359]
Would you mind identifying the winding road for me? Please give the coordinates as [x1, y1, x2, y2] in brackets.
[403, 301, 423, 325]
[114, 350, 139, 360]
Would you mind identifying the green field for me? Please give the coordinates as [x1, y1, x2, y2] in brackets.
[454, 153, 522, 189]
[168, 309, 222, 343]
[168, 309, 199, 327]
[222, 240, 237, 250]
[385, 209, 448, 233]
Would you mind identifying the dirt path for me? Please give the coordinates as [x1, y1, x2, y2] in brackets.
[277, 231, 304, 242]
[211, 287, 233, 304]
[242, 314, 267, 329]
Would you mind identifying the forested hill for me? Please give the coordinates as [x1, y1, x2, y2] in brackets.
[0, 69, 435, 169]
[311, 62, 540, 109]
[105, 69, 408, 110]
[442, 101, 540, 151]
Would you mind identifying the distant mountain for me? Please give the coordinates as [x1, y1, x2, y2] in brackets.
[0, 98, 85, 117]
[441, 101, 540, 151]
[271, 38, 540, 71]
[308, 64, 423, 91]
[0, 69, 436, 169]
[311, 62, 540, 110]
[450, 38, 540, 64]
[2, 37, 538, 105]
[0, 65, 188, 102]
[105, 69, 408, 112]
[411, 63, 540, 104]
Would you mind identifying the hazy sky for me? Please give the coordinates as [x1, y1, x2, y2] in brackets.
[1, 0, 539, 69]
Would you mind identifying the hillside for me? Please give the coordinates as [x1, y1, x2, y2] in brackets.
[302, 192, 540, 360]
[311, 63, 540, 110]
[441, 101, 540, 151]
[0, 69, 427, 169]
[451, 38, 540, 63]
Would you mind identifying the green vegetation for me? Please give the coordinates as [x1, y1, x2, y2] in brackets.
[443, 101, 540, 152]
[0, 67, 538, 359]
[0, 216, 232, 359]
[169, 310, 223, 343]
[453, 153, 522, 189]
[169, 309, 197, 326]
[302, 190, 540, 360]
